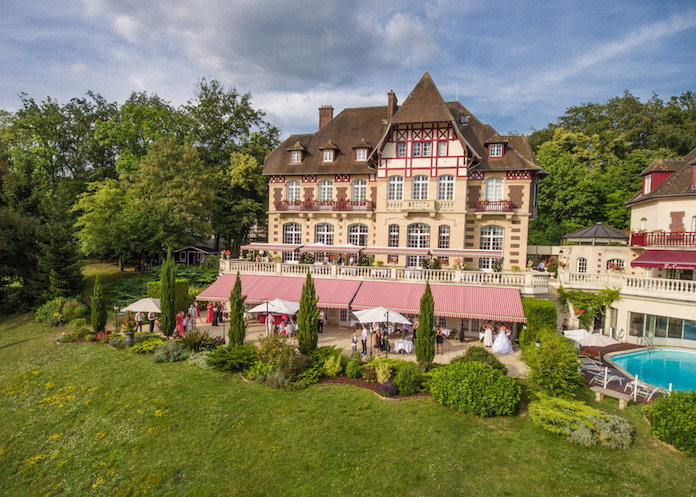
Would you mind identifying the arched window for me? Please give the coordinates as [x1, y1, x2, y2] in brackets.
[286, 181, 301, 202]
[388, 224, 400, 263]
[640, 218, 647, 230]
[348, 224, 369, 246]
[479, 225, 504, 270]
[352, 180, 367, 201]
[388, 176, 404, 201]
[485, 178, 503, 201]
[437, 175, 455, 201]
[318, 180, 333, 202]
[606, 259, 625, 271]
[412, 175, 429, 200]
[577, 257, 587, 273]
[283, 223, 302, 262]
[407, 223, 430, 267]
[315, 223, 334, 245]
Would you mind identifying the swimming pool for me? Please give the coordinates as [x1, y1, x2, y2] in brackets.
[609, 348, 696, 391]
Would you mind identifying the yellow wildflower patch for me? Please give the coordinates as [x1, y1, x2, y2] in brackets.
[49, 433, 63, 441]
[154, 409, 168, 417]
[28, 455, 44, 465]
[95, 433, 106, 440]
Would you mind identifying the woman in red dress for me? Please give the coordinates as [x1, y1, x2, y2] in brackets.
[176, 312, 184, 335]
[206, 302, 214, 323]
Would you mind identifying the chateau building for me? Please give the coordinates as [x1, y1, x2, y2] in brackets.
[260, 73, 547, 271]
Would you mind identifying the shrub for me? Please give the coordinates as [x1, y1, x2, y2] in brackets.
[35, 297, 86, 326]
[278, 353, 310, 381]
[257, 334, 295, 368]
[147, 279, 190, 312]
[519, 298, 557, 346]
[85, 333, 96, 342]
[61, 301, 89, 323]
[529, 394, 634, 449]
[129, 336, 165, 354]
[187, 352, 212, 369]
[645, 390, 696, 456]
[309, 346, 341, 367]
[247, 361, 274, 381]
[451, 346, 508, 375]
[323, 354, 342, 377]
[153, 341, 190, 363]
[394, 362, 421, 396]
[70, 318, 90, 337]
[109, 335, 127, 350]
[522, 332, 582, 398]
[57, 333, 81, 343]
[345, 361, 361, 379]
[179, 329, 224, 353]
[206, 344, 258, 372]
[362, 364, 378, 383]
[430, 361, 520, 416]
[377, 381, 398, 397]
[265, 370, 289, 390]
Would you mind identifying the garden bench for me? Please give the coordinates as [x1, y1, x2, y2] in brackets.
[590, 386, 631, 410]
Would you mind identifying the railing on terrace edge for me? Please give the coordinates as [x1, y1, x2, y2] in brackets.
[630, 231, 696, 247]
[219, 259, 549, 295]
[561, 271, 696, 302]
[475, 200, 514, 213]
[274, 200, 373, 212]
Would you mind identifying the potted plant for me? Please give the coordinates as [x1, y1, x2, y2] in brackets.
[122, 310, 136, 344]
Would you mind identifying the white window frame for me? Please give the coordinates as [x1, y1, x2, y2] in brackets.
[286, 181, 301, 202]
[406, 223, 430, 267]
[691, 216, 696, 232]
[485, 178, 504, 202]
[397, 142, 406, 158]
[641, 218, 647, 230]
[412, 142, 422, 157]
[355, 148, 368, 162]
[388, 176, 404, 201]
[577, 258, 587, 273]
[290, 151, 302, 163]
[489, 144, 503, 158]
[438, 225, 450, 249]
[437, 141, 447, 157]
[318, 180, 333, 202]
[352, 180, 367, 201]
[412, 175, 429, 200]
[283, 223, 302, 262]
[388, 224, 400, 248]
[606, 259, 625, 271]
[422, 141, 432, 157]
[479, 225, 504, 271]
[322, 150, 334, 163]
[348, 224, 369, 246]
[437, 175, 455, 201]
[315, 223, 334, 245]
[644, 175, 652, 194]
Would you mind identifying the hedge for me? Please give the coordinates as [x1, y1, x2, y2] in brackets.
[147, 279, 189, 312]
[645, 390, 696, 456]
[519, 298, 557, 346]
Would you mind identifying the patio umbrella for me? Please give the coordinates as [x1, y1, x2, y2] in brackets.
[247, 299, 300, 316]
[562, 329, 591, 343]
[579, 334, 619, 348]
[352, 307, 411, 325]
[121, 298, 161, 313]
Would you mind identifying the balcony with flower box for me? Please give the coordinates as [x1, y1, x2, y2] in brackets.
[274, 200, 374, 217]
[629, 231, 696, 248]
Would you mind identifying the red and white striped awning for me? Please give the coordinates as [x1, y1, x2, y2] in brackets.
[299, 243, 364, 254]
[241, 243, 302, 252]
[430, 248, 503, 258]
[196, 274, 361, 309]
[351, 281, 525, 322]
[362, 246, 431, 256]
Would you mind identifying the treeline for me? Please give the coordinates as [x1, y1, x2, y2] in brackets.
[0, 79, 279, 310]
[528, 91, 696, 244]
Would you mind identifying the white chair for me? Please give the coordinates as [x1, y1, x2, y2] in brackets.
[588, 370, 624, 388]
[624, 380, 662, 401]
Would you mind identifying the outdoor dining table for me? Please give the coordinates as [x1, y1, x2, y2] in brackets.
[441, 328, 452, 337]
[394, 339, 414, 354]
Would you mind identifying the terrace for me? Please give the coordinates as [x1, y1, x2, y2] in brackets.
[630, 231, 696, 248]
[219, 259, 550, 296]
[559, 271, 696, 303]
[274, 200, 373, 213]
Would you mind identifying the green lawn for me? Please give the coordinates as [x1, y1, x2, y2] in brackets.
[1, 313, 695, 496]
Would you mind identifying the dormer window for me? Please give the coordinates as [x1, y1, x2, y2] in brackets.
[644, 174, 652, 194]
[290, 151, 302, 163]
[355, 148, 368, 162]
[323, 150, 335, 163]
[489, 144, 503, 158]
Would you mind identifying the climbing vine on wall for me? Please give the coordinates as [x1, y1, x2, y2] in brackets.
[557, 287, 620, 328]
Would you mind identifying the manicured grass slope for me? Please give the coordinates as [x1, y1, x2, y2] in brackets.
[1, 314, 695, 497]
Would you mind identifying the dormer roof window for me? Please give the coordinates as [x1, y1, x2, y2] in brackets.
[644, 174, 652, 194]
[319, 139, 339, 163]
[489, 143, 503, 158]
[323, 150, 335, 163]
[286, 141, 306, 164]
[352, 138, 372, 162]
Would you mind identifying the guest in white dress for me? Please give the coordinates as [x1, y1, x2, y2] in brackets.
[482, 323, 494, 347]
[491, 327, 514, 354]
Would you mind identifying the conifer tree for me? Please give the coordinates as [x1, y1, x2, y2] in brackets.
[296, 271, 319, 355]
[415, 281, 435, 365]
[91, 274, 107, 333]
[160, 251, 177, 337]
[228, 271, 246, 345]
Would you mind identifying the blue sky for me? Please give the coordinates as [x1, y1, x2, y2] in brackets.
[2, 0, 695, 138]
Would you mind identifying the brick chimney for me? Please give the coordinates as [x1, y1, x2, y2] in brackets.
[319, 105, 333, 129]
[387, 91, 397, 121]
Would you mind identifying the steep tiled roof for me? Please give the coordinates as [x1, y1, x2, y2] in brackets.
[562, 223, 628, 241]
[626, 148, 696, 205]
[390, 72, 454, 124]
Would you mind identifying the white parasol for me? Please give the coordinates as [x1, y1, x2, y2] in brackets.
[352, 307, 411, 325]
[247, 299, 300, 316]
[121, 298, 161, 313]
[579, 334, 620, 348]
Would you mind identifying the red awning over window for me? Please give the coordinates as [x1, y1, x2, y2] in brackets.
[631, 250, 696, 270]
[351, 281, 526, 322]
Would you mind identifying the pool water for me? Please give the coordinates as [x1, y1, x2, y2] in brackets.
[611, 348, 696, 391]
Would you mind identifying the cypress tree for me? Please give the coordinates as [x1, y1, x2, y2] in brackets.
[415, 281, 435, 365]
[160, 251, 177, 337]
[91, 274, 108, 333]
[296, 271, 319, 355]
[228, 272, 246, 345]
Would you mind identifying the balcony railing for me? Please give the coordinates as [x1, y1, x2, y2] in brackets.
[630, 231, 696, 248]
[219, 259, 550, 295]
[560, 271, 696, 303]
[275, 200, 373, 212]
[476, 200, 514, 213]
